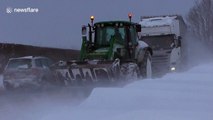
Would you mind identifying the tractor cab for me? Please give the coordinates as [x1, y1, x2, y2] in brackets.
[80, 16, 141, 61]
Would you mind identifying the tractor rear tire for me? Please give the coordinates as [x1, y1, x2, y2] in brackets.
[139, 51, 152, 79]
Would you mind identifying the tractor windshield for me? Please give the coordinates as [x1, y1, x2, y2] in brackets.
[95, 26, 126, 47]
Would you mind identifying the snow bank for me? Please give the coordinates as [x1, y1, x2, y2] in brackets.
[40, 62, 213, 120]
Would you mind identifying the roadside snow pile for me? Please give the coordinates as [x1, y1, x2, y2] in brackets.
[42, 62, 213, 120]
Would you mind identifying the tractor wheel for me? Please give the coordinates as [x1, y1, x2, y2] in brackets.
[139, 51, 152, 79]
[120, 63, 139, 81]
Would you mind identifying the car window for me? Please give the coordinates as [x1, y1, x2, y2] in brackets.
[35, 59, 43, 67]
[7, 59, 32, 69]
[41, 59, 49, 68]
[35, 58, 52, 68]
[47, 59, 53, 66]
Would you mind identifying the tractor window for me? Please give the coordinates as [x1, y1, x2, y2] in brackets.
[95, 26, 126, 47]
[95, 27, 114, 47]
[129, 26, 137, 45]
[116, 28, 125, 41]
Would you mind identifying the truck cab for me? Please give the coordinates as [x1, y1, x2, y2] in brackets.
[139, 15, 186, 76]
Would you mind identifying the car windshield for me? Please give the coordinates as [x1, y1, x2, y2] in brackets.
[141, 35, 174, 50]
[6, 59, 32, 69]
[95, 26, 126, 47]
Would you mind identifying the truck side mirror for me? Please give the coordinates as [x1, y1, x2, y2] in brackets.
[178, 39, 182, 47]
[136, 24, 141, 32]
[178, 36, 182, 40]
[82, 25, 87, 36]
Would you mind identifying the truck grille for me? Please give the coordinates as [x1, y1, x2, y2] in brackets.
[152, 54, 170, 77]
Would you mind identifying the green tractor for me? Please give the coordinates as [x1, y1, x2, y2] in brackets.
[56, 15, 153, 86]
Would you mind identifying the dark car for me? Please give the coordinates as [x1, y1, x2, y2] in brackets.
[3, 56, 63, 89]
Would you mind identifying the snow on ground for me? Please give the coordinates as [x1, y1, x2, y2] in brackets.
[0, 62, 213, 120]
[41, 62, 213, 120]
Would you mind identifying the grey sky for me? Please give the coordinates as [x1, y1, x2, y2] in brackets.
[0, 0, 196, 50]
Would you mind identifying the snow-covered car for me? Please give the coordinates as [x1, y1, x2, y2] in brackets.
[3, 56, 62, 89]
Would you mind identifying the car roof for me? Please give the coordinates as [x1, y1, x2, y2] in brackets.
[9, 56, 49, 60]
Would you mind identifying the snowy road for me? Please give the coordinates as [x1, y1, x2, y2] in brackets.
[0, 62, 213, 120]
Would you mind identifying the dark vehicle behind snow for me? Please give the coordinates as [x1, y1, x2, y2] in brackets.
[3, 56, 64, 89]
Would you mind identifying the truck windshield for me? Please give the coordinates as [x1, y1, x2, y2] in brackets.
[95, 26, 125, 47]
[141, 35, 174, 50]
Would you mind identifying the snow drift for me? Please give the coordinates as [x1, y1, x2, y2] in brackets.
[51, 63, 213, 120]
[7, 62, 210, 120]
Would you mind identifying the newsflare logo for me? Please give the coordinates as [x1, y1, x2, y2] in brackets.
[6, 7, 13, 14]
[6, 7, 39, 14]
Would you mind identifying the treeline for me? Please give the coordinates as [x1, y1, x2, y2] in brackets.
[187, 0, 213, 51]
[0, 43, 79, 72]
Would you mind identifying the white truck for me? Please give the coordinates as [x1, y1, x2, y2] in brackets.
[139, 15, 187, 76]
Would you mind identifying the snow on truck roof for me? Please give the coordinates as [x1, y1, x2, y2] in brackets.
[139, 15, 177, 27]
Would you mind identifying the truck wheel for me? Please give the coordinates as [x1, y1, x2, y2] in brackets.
[139, 51, 152, 78]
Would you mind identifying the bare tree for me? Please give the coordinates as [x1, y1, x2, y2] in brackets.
[187, 0, 213, 49]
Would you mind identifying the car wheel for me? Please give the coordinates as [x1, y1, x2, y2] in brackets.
[3, 81, 14, 90]
[39, 77, 52, 88]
